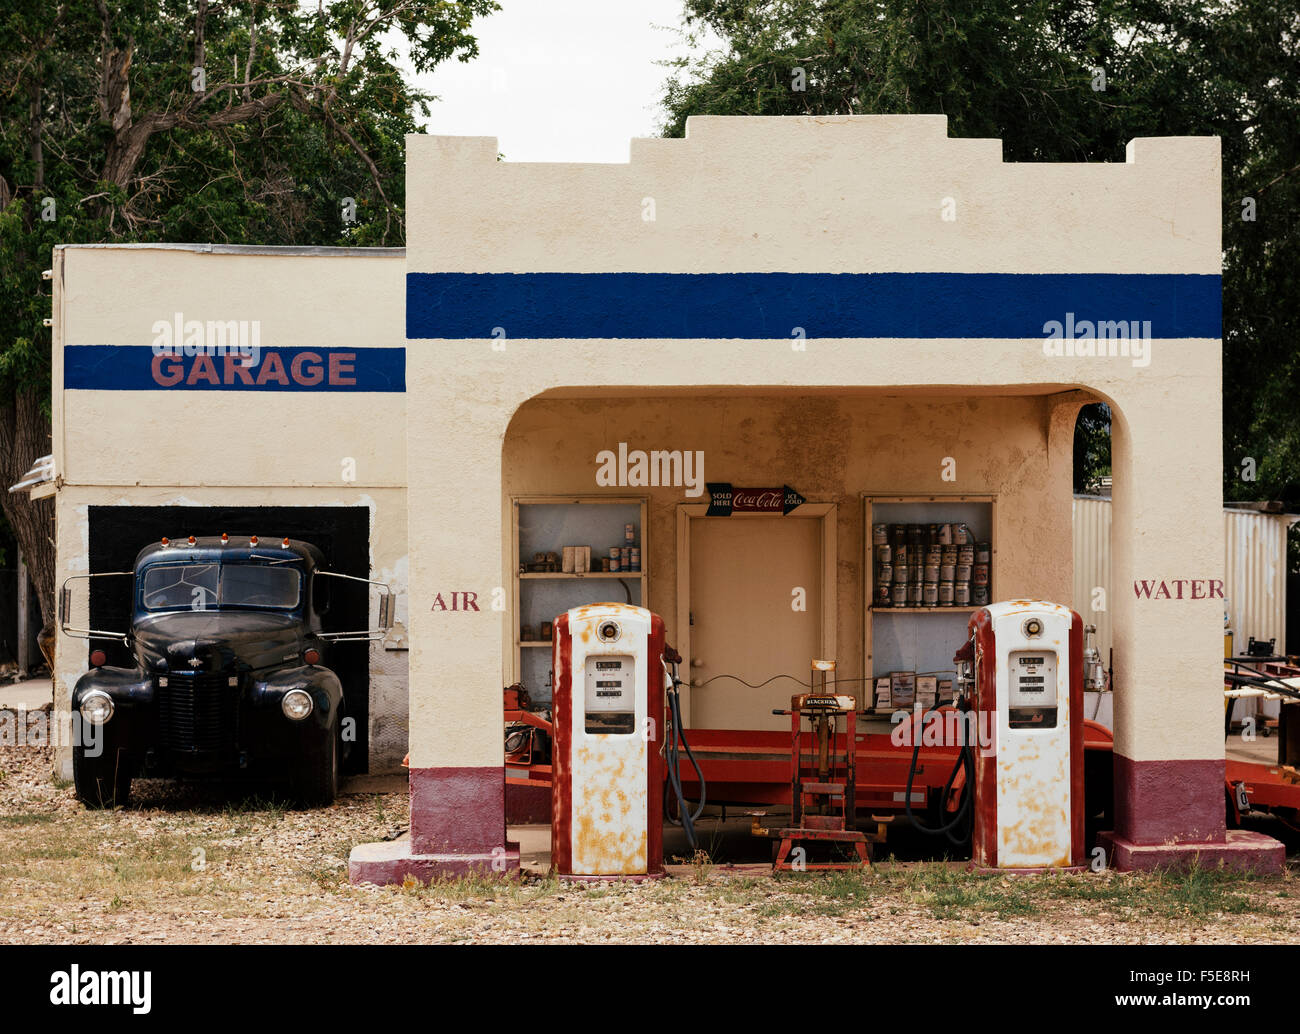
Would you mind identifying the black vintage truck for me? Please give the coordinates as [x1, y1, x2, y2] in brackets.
[61, 535, 394, 808]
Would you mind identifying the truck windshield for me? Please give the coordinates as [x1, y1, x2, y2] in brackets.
[140, 563, 301, 611]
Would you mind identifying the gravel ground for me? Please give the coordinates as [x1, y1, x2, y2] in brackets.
[3, 738, 1300, 945]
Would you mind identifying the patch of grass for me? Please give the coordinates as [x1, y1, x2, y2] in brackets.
[762, 864, 1049, 922]
[714, 876, 770, 905]
[761, 868, 877, 917]
[930, 880, 1038, 921]
[1044, 866, 1273, 921]
[1046, 876, 1142, 921]
[302, 864, 345, 891]
[886, 864, 1040, 921]
[579, 883, 615, 900]
[1152, 867, 1268, 919]
[221, 794, 286, 821]
[18, 843, 84, 860]
[645, 876, 693, 903]
[0, 813, 226, 905]
[0, 812, 56, 826]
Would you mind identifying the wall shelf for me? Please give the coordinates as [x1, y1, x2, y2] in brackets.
[863, 495, 997, 707]
[512, 496, 648, 702]
[869, 606, 980, 615]
[519, 572, 642, 580]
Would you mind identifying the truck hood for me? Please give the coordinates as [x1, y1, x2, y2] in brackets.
[134, 611, 306, 674]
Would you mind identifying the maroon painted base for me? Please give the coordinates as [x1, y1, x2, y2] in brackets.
[349, 836, 521, 885]
[1098, 829, 1283, 875]
[506, 782, 552, 825]
[348, 764, 519, 885]
[1101, 753, 1284, 873]
[1113, 754, 1227, 845]
[409, 765, 506, 855]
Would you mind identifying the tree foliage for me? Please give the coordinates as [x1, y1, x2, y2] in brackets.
[0, 0, 497, 636]
[1074, 402, 1112, 494]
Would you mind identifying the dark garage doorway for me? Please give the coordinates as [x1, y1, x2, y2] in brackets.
[87, 505, 372, 774]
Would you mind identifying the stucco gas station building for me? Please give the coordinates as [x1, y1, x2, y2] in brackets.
[47, 115, 1282, 880]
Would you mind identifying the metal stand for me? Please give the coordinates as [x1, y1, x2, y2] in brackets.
[771, 675, 872, 872]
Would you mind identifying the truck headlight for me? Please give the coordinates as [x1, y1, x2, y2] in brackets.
[281, 689, 313, 721]
[80, 691, 115, 726]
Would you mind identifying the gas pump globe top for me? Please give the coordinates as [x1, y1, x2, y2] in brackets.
[962, 600, 1086, 871]
[551, 603, 667, 880]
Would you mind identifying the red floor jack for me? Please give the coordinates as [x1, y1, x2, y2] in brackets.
[771, 661, 872, 872]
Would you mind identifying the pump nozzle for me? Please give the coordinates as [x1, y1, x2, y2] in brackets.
[953, 636, 975, 700]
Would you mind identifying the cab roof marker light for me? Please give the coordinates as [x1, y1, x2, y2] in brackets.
[282, 537, 290, 548]
[221, 532, 229, 544]
[187, 535, 196, 546]
[250, 535, 259, 546]
[161, 536, 170, 547]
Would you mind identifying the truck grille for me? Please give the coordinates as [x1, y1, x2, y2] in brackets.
[157, 673, 239, 756]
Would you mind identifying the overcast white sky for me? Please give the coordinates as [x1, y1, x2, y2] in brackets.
[409, 1, 719, 163]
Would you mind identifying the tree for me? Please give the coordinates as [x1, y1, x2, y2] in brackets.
[0, 0, 498, 645]
[1074, 403, 1112, 494]
[659, 0, 1300, 505]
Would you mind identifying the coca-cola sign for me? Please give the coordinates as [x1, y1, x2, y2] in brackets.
[706, 483, 806, 516]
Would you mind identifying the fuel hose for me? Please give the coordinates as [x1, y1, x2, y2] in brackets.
[904, 702, 975, 847]
[664, 661, 706, 852]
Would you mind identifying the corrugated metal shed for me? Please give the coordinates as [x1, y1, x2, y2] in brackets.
[1073, 497, 1297, 666]
[1223, 508, 1295, 656]
[1072, 496, 1113, 661]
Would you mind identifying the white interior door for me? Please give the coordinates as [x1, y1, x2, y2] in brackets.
[687, 516, 823, 730]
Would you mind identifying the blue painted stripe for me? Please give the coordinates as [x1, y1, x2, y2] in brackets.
[406, 272, 1221, 340]
[64, 345, 405, 392]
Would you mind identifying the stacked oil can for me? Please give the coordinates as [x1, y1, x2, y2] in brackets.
[872, 522, 991, 609]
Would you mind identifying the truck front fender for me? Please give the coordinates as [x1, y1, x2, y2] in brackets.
[72, 667, 153, 711]
[250, 665, 343, 734]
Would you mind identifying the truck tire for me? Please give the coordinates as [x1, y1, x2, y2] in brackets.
[73, 744, 132, 809]
[290, 721, 339, 808]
